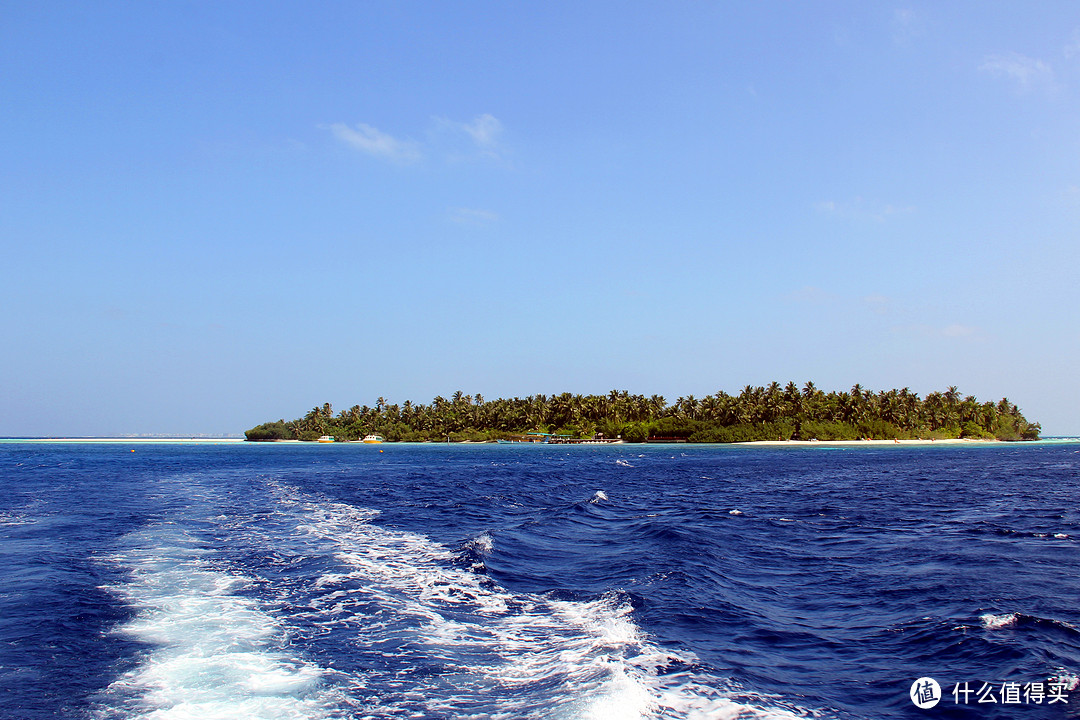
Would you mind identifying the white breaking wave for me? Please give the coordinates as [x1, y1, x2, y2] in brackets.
[1051, 670, 1080, 691]
[466, 531, 495, 555]
[264, 482, 814, 720]
[96, 523, 335, 720]
[980, 612, 1019, 629]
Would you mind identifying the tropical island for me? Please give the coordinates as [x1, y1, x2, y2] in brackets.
[244, 383, 1040, 443]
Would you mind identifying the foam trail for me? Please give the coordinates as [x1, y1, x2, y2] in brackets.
[96, 524, 333, 720]
[264, 482, 815, 720]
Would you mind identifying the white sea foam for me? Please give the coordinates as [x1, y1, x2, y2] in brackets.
[96, 524, 333, 720]
[615, 459, 635, 467]
[467, 531, 495, 554]
[980, 612, 1019, 629]
[0, 509, 31, 526]
[1051, 670, 1080, 691]
[262, 482, 818, 719]
[590, 490, 609, 503]
[90, 479, 824, 720]
[729, 510, 743, 516]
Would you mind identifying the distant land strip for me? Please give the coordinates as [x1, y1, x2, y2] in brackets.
[245, 384, 1039, 443]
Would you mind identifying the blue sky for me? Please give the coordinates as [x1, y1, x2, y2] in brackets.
[2, 2, 1078, 436]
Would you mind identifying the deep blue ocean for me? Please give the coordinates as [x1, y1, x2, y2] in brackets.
[1, 441, 1078, 720]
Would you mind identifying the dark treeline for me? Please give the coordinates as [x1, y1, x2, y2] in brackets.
[244, 383, 1040, 443]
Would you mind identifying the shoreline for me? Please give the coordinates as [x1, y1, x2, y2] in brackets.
[2, 437, 1073, 446]
[736, 438, 1000, 446]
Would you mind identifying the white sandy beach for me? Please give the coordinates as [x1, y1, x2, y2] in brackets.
[740, 438, 999, 446]
[6, 438, 1052, 447]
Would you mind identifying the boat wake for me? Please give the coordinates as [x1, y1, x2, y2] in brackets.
[95, 478, 822, 719]
[94, 524, 339, 720]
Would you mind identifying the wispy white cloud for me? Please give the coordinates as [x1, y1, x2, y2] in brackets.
[461, 114, 502, 150]
[979, 51, 1054, 90]
[433, 114, 506, 160]
[330, 115, 507, 165]
[448, 207, 499, 225]
[329, 122, 422, 163]
[815, 197, 916, 222]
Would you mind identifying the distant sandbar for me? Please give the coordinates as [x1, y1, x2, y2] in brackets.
[738, 438, 998, 446]
[2, 437, 245, 444]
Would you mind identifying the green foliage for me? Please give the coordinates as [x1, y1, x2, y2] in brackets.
[921, 427, 961, 440]
[960, 421, 993, 439]
[688, 421, 796, 443]
[992, 416, 1041, 441]
[244, 420, 289, 441]
[245, 384, 1040, 443]
[649, 417, 695, 439]
[798, 421, 860, 441]
[620, 422, 649, 443]
[856, 419, 902, 440]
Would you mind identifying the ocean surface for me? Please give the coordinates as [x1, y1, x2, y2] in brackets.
[1, 441, 1078, 720]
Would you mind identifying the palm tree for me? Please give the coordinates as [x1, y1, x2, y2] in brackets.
[682, 395, 699, 420]
[699, 395, 719, 421]
[256, 383, 1039, 443]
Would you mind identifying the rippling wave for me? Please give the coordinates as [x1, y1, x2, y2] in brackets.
[1, 441, 1078, 719]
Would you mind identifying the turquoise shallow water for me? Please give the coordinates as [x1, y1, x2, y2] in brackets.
[1, 441, 1078, 719]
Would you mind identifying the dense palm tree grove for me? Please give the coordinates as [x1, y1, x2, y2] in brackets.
[244, 383, 1040, 442]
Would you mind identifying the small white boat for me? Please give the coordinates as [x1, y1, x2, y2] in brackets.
[361, 434, 384, 443]
[317, 435, 335, 443]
